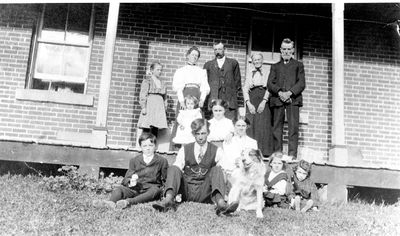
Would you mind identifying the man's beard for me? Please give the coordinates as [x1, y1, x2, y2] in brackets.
[282, 54, 292, 61]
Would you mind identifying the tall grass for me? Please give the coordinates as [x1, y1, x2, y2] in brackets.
[0, 174, 399, 235]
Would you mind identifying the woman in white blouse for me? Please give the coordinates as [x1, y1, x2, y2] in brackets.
[171, 46, 210, 148]
[220, 116, 258, 175]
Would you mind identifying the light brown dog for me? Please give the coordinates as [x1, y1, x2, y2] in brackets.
[227, 148, 266, 218]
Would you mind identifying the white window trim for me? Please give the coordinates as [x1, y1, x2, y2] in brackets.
[27, 4, 95, 94]
[15, 89, 94, 106]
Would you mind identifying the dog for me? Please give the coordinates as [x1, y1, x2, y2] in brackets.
[227, 148, 266, 218]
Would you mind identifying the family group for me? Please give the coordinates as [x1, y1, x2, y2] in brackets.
[93, 39, 316, 216]
[138, 38, 306, 160]
[94, 122, 318, 216]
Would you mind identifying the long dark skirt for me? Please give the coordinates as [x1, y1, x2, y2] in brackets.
[246, 87, 273, 156]
[170, 87, 201, 150]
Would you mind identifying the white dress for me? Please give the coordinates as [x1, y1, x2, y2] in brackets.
[221, 135, 258, 174]
[207, 117, 234, 142]
[172, 108, 202, 144]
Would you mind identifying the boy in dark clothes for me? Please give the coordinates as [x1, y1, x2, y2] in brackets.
[93, 133, 168, 209]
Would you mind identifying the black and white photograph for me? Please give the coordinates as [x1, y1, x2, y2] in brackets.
[0, 1, 399, 235]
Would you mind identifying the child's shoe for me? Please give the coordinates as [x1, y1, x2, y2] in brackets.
[116, 200, 129, 209]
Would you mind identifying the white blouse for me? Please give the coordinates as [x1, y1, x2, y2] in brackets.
[207, 117, 234, 142]
[172, 65, 210, 104]
[243, 64, 270, 102]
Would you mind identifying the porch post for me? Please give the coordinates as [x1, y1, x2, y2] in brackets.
[328, 2, 348, 203]
[92, 2, 120, 147]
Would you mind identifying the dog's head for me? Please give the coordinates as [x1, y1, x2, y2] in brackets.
[241, 148, 263, 170]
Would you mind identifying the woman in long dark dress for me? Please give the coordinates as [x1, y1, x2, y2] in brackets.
[243, 53, 273, 157]
[170, 46, 210, 149]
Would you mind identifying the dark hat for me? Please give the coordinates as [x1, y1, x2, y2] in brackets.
[298, 159, 311, 173]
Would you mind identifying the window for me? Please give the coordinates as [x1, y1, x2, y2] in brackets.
[248, 18, 300, 65]
[28, 4, 94, 94]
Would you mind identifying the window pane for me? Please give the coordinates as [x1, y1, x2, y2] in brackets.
[35, 43, 63, 75]
[251, 20, 273, 52]
[66, 4, 92, 44]
[63, 46, 88, 78]
[50, 82, 84, 94]
[41, 4, 68, 42]
[32, 78, 50, 90]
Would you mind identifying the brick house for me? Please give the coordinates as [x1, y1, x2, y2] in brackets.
[0, 3, 399, 200]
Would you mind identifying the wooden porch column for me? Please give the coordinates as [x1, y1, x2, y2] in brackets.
[328, 2, 348, 203]
[92, 2, 120, 147]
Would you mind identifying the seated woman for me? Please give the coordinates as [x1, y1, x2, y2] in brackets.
[207, 99, 234, 147]
[220, 116, 258, 176]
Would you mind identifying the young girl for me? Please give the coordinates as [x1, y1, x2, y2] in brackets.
[93, 133, 168, 209]
[207, 99, 234, 144]
[289, 160, 319, 212]
[221, 116, 258, 175]
[263, 151, 291, 208]
[172, 95, 202, 145]
[137, 62, 168, 137]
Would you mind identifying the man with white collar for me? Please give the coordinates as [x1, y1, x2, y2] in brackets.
[267, 38, 306, 160]
[204, 42, 242, 120]
[153, 118, 238, 215]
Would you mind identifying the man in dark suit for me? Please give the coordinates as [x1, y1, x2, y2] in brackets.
[267, 38, 306, 159]
[203, 42, 242, 120]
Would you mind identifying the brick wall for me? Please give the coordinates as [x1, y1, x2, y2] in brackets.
[0, 4, 98, 141]
[300, 17, 400, 168]
[105, 3, 249, 147]
[1, 3, 399, 168]
[343, 21, 400, 167]
[301, 18, 332, 160]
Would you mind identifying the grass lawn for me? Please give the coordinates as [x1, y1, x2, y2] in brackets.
[0, 174, 399, 235]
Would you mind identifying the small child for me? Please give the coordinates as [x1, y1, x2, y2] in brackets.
[172, 95, 202, 145]
[289, 160, 319, 212]
[207, 99, 234, 143]
[137, 62, 169, 137]
[93, 133, 168, 209]
[263, 151, 291, 208]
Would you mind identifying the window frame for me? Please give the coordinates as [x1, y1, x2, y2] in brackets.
[247, 17, 302, 65]
[27, 3, 95, 94]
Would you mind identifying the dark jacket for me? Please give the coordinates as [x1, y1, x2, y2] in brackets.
[122, 154, 169, 189]
[203, 57, 242, 109]
[267, 59, 306, 107]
